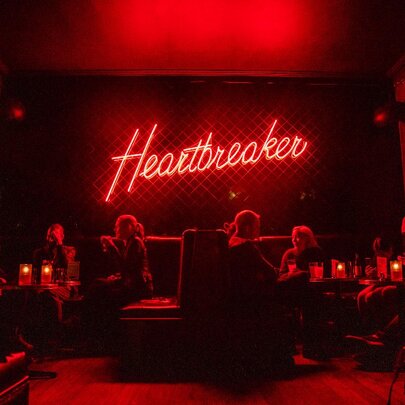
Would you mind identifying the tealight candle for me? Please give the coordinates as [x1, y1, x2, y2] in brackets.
[390, 260, 403, 281]
[19, 264, 32, 285]
[41, 264, 53, 284]
[336, 262, 346, 278]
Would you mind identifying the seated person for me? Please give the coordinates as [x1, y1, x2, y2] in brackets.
[346, 236, 402, 368]
[84, 215, 153, 347]
[227, 210, 294, 371]
[348, 236, 398, 337]
[278, 226, 327, 359]
[98, 216, 153, 301]
[33, 223, 69, 278]
[21, 224, 76, 354]
[280, 225, 325, 274]
[227, 212, 326, 361]
[363, 236, 394, 279]
[228, 210, 278, 309]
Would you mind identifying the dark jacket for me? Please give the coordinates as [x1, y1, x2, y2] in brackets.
[108, 234, 153, 299]
[228, 238, 278, 309]
[33, 244, 68, 270]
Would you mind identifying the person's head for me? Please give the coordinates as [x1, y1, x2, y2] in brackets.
[372, 236, 394, 258]
[291, 225, 318, 254]
[114, 215, 141, 240]
[46, 224, 64, 246]
[233, 210, 261, 240]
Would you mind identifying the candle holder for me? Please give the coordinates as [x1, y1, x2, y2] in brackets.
[336, 262, 346, 279]
[331, 259, 339, 278]
[41, 264, 53, 284]
[19, 264, 32, 285]
[390, 260, 403, 281]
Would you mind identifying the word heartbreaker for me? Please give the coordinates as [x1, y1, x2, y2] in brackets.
[105, 121, 307, 201]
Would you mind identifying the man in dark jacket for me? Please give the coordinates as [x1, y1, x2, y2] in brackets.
[228, 210, 278, 310]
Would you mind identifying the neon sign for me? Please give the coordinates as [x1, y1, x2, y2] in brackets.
[105, 120, 308, 201]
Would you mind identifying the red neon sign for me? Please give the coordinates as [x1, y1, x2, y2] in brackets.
[105, 120, 308, 201]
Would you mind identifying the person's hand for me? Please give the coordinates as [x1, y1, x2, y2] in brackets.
[107, 273, 121, 281]
[365, 265, 377, 278]
[100, 235, 114, 251]
[49, 231, 63, 246]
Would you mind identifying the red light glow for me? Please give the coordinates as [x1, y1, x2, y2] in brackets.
[105, 120, 308, 202]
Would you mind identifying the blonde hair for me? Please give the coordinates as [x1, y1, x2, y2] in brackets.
[292, 225, 318, 248]
[47, 223, 64, 238]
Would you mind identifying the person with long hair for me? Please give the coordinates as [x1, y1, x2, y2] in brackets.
[84, 215, 153, 351]
[280, 225, 324, 273]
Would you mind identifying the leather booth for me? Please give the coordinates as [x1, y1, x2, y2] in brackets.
[119, 230, 231, 375]
[119, 230, 295, 376]
[0, 352, 29, 405]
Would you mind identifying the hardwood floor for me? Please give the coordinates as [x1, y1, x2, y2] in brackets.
[28, 354, 404, 404]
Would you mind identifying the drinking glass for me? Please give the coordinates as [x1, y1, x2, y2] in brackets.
[287, 259, 296, 273]
[309, 262, 324, 278]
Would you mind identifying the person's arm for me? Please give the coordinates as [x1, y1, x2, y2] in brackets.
[251, 243, 278, 284]
[280, 248, 296, 274]
[54, 245, 68, 269]
[122, 237, 153, 296]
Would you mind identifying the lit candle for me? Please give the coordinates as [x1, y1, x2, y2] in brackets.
[336, 262, 346, 278]
[41, 264, 53, 284]
[19, 264, 32, 285]
[390, 260, 403, 281]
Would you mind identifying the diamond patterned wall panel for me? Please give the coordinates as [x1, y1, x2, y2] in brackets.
[1, 77, 403, 237]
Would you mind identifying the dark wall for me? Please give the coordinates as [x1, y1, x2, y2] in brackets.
[0, 76, 403, 243]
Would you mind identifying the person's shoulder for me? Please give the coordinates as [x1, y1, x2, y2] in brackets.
[282, 247, 296, 257]
[229, 240, 261, 256]
[229, 238, 254, 249]
[302, 246, 324, 258]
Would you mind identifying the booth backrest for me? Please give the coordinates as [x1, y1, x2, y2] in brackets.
[144, 236, 181, 296]
[178, 229, 229, 317]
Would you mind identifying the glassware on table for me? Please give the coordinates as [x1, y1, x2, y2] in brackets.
[331, 259, 339, 278]
[390, 260, 403, 281]
[287, 259, 297, 273]
[19, 264, 33, 285]
[41, 262, 53, 284]
[364, 257, 377, 279]
[309, 262, 324, 279]
[336, 262, 346, 278]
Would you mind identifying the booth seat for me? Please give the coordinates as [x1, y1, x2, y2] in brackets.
[119, 230, 299, 376]
[119, 230, 233, 374]
[0, 352, 29, 405]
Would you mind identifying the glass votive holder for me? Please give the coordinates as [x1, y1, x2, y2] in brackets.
[309, 262, 324, 279]
[19, 264, 32, 285]
[336, 262, 346, 278]
[41, 264, 53, 284]
[390, 260, 403, 281]
[287, 259, 296, 273]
